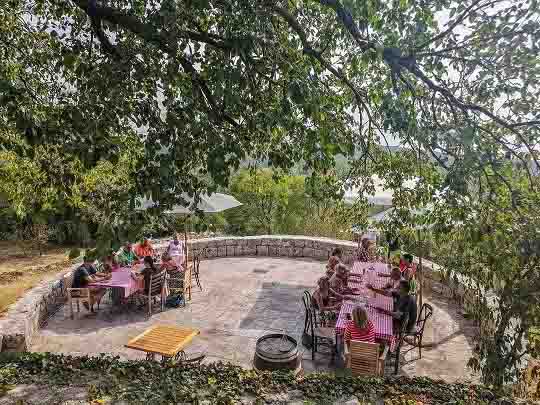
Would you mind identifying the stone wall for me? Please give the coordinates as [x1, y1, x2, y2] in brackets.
[0, 235, 358, 353]
[0, 267, 74, 352]
[177, 235, 358, 264]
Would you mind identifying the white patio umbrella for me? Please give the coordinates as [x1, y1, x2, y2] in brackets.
[135, 192, 242, 263]
[344, 175, 418, 207]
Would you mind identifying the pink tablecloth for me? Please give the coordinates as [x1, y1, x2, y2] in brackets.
[335, 261, 394, 348]
[88, 268, 144, 298]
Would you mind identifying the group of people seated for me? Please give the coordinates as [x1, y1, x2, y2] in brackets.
[310, 245, 418, 349]
[70, 234, 187, 311]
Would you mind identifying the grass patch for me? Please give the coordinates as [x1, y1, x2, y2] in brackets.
[0, 241, 77, 315]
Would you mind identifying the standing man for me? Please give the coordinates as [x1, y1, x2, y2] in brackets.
[367, 280, 417, 333]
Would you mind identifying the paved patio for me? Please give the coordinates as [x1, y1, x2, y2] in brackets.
[31, 257, 478, 382]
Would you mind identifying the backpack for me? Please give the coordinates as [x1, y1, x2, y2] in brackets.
[165, 295, 184, 308]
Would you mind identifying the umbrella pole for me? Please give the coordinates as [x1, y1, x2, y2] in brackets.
[184, 216, 189, 264]
[417, 228, 424, 310]
[184, 215, 191, 301]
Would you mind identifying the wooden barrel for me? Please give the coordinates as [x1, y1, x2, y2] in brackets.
[253, 334, 302, 375]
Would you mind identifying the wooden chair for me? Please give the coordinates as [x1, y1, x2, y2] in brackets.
[64, 273, 93, 319]
[302, 291, 336, 361]
[138, 271, 166, 317]
[166, 266, 184, 293]
[166, 263, 192, 305]
[344, 340, 388, 376]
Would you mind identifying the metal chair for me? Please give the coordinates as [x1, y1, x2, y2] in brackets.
[302, 291, 336, 361]
[400, 303, 433, 359]
[192, 255, 202, 290]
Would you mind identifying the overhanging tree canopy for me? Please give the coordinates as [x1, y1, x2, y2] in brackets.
[1, 0, 539, 203]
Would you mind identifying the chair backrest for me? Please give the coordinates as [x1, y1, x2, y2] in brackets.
[183, 266, 192, 290]
[302, 291, 314, 336]
[193, 255, 200, 275]
[349, 340, 380, 376]
[416, 303, 433, 334]
[68, 288, 90, 297]
[148, 271, 166, 297]
[63, 272, 74, 290]
[303, 290, 321, 324]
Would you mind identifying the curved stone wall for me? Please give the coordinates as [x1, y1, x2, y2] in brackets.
[161, 235, 359, 264]
[0, 235, 358, 353]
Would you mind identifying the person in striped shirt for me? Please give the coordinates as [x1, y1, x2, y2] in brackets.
[344, 306, 376, 346]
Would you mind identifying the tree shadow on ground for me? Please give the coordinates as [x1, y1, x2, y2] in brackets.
[38, 292, 180, 335]
[238, 282, 311, 335]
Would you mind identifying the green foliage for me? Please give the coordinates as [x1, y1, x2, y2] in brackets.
[226, 169, 307, 235]
[0, 352, 516, 404]
[1, 0, 540, 389]
[2, 0, 537, 206]
[0, 148, 67, 220]
[428, 189, 540, 387]
[224, 169, 359, 238]
[67, 247, 81, 260]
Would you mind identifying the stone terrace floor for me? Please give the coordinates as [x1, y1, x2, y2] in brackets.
[31, 257, 478, 382]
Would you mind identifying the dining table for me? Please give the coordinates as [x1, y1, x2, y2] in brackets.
[335, 261, 395, 350]
[125, 324, 200, 362]
[88, 267, 145, 305]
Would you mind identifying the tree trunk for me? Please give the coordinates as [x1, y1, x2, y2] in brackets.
[418, 255, 423, 310]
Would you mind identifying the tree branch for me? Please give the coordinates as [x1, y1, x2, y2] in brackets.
[416, 0, 485, 50]
[73, 0, 240, 128]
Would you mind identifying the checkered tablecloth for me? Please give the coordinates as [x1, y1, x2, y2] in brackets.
[89, 268, 144, 298]
[335, 261, 395, 349]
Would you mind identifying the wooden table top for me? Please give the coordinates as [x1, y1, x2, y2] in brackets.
[125, 325, 200, 357]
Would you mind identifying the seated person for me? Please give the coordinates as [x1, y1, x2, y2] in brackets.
[399, 253, 415, 274]
[366, 240, 377, 262]
[100, 252, 119, 272]
[134, 237, 154, 258]
[71, 256, 110, 310]
[312, 276, 342, 312]
[160, 252, 179, 272]
[367, 280, 417, 334]
[116, 242, 139, 266]
[139, 256, 161, 294]
[327, 248, 361, 279]
[102, 263, 113, 274]
[378, 267, 402, 290]
[356, 238, 369, 262]
[330, 264, 358, 296]
[326, 252, 341, 277]
[344, 306, 376, 346]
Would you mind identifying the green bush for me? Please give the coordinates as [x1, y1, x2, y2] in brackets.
[0, 353, 518, 404]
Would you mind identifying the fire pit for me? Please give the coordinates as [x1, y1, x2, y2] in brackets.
[253, 333, 302, 375]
